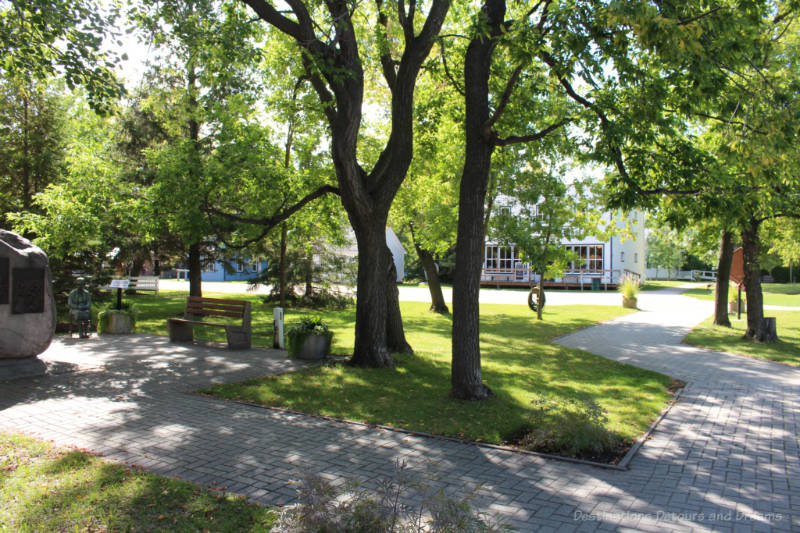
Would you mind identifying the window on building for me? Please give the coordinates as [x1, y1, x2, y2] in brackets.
[237, 262, 244, 273]
[564, 244, 604, 271]
[620, 251, 625, 263]
[589, 245, 603, 271]
[634, 253, 638, 264]
[484, 246, 518, 271]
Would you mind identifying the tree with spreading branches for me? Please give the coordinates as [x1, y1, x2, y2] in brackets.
[231, 0, 452, 367]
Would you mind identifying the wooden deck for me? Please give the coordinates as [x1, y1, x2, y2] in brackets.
[479, 279, 619, 290]
[480, 267, 640, 290]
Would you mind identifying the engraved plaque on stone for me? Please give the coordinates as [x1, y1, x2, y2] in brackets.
[0, 257, 8, 305]
[11, 267, 45, 314]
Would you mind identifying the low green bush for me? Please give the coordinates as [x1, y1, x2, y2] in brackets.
[518, 394, 619, 459]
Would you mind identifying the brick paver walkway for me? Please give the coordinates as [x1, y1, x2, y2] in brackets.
[2, 289, 799, 532]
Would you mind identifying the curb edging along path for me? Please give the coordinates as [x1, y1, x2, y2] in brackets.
[2, 289, 799, 532]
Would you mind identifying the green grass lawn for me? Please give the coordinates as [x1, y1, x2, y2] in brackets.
[684, 283, 800, 307]
[640, 280, 699, 291]
[0, 433, 275, 532]
[168, 298, 674, 458]
[685, 310, 800, 365]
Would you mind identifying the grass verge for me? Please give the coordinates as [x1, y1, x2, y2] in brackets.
[684, 311, 800, 365]
[197, 300, 673, 462]
[640, 280, 698, 291]
[0, 433, 275, 532]
[684, 283, 800, 307]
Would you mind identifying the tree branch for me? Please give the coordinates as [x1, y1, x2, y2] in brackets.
[666, 108, 768, 134]
[241, 0, 304, 40]
[438, 38, 465, 96]
[375, 0, 397, 90]
[486, 63, 524, 131]
[678, 6, 723, 26]
[494, 118, 570, 146]
[206, 184, 340, 228]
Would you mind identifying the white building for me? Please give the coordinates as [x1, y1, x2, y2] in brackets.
[481, 210, 646, 289]
[336, 227, 406, 282]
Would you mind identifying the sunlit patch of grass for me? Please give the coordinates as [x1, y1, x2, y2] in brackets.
[685, 311, 800, 365]
[684, 283, 800, 307]
[0, 433, 275, 532]
[201, 301, 672, 455]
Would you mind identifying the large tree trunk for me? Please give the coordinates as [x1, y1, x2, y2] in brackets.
[714, 229, 734, 327]
[416, 245, 449, 314]
[188, 242, 202, 297]
[385, 246, 412, 354]
[741, 219, 773, 342]
[451, 0, 504, 401]
[349, 220, 394, 367]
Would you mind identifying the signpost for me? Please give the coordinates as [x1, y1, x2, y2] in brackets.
[110, 279, 130, 310]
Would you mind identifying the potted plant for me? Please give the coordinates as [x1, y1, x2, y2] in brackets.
[97, 303, 137, 335]
[618, 276, 640, 309]
[287, 316, 333, 361]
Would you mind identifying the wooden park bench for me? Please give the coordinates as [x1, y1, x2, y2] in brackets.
[167, 296, 251, 350]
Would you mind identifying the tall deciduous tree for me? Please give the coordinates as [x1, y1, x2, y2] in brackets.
[450, 0, 769, 398]
[239, 0, 451, 367]
[391, 74, 463, 314]
[604, 1, 800, 342]
[130, 0, 264, 297]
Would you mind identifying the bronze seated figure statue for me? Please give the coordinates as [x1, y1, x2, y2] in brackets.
[68, 277, 91, 338]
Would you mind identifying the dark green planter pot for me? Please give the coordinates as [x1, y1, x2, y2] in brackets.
[288, 333, 332, 360]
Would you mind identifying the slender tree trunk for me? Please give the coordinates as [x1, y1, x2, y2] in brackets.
[279, 222, 288, 307]
[304, 248, 313, 298]
[537, 280, 544, 321]
[451, 0, 504, 400]
[385, 245, 412, 354]
[349, 219, 393, 367]
[188, 242, 202, 297]
[416, 245, 449, 314]
[714, 229, 734, 327]
[741, 219, 771, 342]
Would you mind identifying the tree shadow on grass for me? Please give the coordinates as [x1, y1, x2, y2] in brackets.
[4, 439, 273, 533]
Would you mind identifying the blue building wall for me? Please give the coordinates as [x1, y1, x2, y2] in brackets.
[201, 260, 268, 282]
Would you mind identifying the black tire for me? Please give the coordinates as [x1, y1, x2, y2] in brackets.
[528, 287, 545, 312]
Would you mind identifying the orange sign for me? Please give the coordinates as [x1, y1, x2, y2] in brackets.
[730, 247, 745, 287]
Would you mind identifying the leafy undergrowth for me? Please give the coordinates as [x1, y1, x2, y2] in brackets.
[685, 311, 800, 366]
[198, 301, 674, 463]
[0, 433, 275, 532]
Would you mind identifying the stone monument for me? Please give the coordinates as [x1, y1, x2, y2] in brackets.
[0, 230, 56, 380]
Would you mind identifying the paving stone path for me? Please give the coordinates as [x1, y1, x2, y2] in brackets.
[2, 289, 799, 532]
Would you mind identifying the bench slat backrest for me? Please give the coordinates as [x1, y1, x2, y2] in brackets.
[129, 276, 159, 290]
[184, 296, 251, 327]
